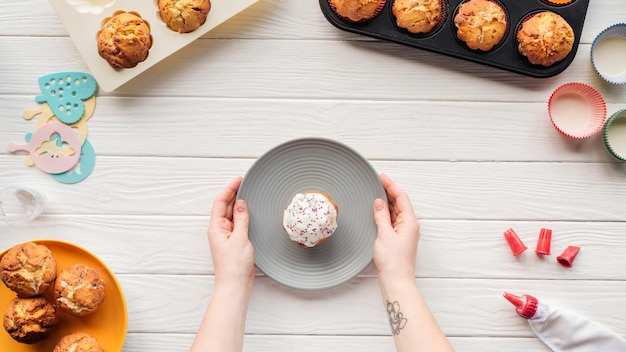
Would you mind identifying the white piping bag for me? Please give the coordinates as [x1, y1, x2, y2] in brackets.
[503, 292, 626, 352]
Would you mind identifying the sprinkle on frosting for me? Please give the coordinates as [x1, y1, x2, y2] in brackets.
[283, 192, 338, 247]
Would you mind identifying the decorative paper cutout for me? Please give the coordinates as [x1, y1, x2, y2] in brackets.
[8, 122, 81, 174]
[22, 96, 95, 167]
[35, 72, 97, 124]
[10, 71, 98, 183]
[51, 139, 97, 184]
[24, 96, 95, 144]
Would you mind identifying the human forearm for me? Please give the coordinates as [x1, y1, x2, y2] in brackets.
[372, 174, 453, 351]
[378, 277, 454, 352]
[190, 283, 253, 352]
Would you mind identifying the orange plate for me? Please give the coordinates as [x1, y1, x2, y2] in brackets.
[0, 239, 127, 350]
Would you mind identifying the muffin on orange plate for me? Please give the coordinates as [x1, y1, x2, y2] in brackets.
[0, 241, 57, 297]
[392, 0, 445, 34]
[3, 296, 58, 344]
[97, 11, 153, 69]
[158, 0, 212, 33]
[53, 332, 104, 352]
[454, 0, 507, 51]
[517, 11, 574, 66]
[328, 0, 386, 23]
[283, 191, 339, 248]
[54, 264, 106, 317]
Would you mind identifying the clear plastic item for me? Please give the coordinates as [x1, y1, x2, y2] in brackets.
[503, 292, 626, 351]
[0, 186, 45, 227]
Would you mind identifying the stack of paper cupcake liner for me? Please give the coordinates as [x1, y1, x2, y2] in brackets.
[591, 23, 626, 85]
[548, 82, 607, 139]
[602, 109, 626, 162]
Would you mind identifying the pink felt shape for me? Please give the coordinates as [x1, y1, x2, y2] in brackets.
[8, 122, 80, 174]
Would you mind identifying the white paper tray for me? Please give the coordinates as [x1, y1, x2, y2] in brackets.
[49, 0, 259, 92]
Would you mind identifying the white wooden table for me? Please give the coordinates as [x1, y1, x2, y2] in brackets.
[2, 1, 626, 351]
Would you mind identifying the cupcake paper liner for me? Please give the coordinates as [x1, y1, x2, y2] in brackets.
[328, 0, 387, 23]
[544, 0, 575, 5]
[602, 109, 626, 162]
[548, 82, 607, 139]
[591, 23, 626, 85]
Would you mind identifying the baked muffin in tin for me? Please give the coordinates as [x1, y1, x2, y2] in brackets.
[158, 0, 212, 33]
[328, 0, 387, 23]
[97, 11, 153, 69]
[454, 0, 508, 51]
[392, 0, 445, 35]
[517, 11, 574, 66]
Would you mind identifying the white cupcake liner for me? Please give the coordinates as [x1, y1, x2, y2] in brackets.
[591, 23, 626, 85]
[548, 82, 606, 139]
[602, 109, 626, 162]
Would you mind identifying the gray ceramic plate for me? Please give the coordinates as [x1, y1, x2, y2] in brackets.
[237, 138, 386, 290]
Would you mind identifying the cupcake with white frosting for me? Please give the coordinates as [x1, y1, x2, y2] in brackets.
[283, 192, 339, 248]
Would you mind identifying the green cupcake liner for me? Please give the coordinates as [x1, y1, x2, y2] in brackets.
[602, 108, 626, 162]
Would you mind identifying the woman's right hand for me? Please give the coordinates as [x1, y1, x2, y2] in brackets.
[372, 173, 420, 284]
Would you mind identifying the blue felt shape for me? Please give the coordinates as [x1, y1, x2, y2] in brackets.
[51, 138, 96, 184]
[35, 72, 97, 125]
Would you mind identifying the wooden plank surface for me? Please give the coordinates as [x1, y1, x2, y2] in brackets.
[1, 0, 625, 351]
[2, 96, 622, 162]
[2, 156, 625, 221]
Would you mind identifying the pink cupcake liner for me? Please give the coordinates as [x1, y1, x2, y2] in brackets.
[548, 82, 607, 139]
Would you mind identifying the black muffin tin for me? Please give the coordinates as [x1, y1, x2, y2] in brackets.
[319, 0, 590, 78]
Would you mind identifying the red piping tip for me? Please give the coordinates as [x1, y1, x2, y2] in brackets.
[503, 292, 524, 308]
[502, 292, 538, 319]
[503, 228, 527, 256]
[557, 245, 581, 268]
[535, 228, 552, 255]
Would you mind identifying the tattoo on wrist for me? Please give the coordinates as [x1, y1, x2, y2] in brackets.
[386, 300, 407, 336]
